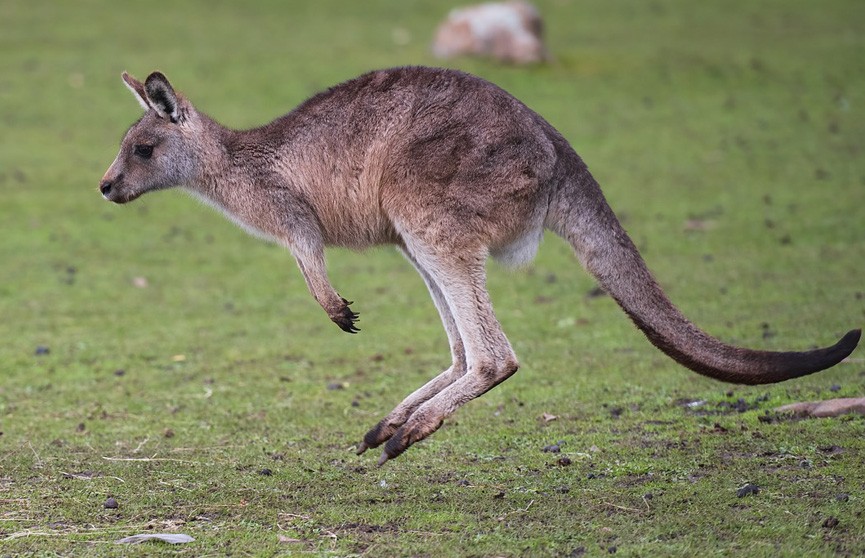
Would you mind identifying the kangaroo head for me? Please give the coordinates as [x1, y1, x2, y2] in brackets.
[100, 72, 199, 204]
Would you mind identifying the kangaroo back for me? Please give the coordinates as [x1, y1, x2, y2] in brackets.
[545, 153, 860, 385]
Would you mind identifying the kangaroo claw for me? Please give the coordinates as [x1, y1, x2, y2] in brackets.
[331, 298, 360, 333]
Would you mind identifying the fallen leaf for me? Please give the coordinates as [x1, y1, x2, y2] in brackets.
[542, 413, 558, 422]
[278, 535, 303, 544]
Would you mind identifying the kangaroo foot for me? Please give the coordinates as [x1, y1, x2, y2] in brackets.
[376, 412, 445, 465]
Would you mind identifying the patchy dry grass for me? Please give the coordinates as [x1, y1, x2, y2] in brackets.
[1, 0, 864, 556]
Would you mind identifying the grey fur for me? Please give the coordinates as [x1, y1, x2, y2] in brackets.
[101, 67, 860, 464]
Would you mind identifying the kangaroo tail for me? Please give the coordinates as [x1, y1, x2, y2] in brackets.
[547, 161, 860, 385]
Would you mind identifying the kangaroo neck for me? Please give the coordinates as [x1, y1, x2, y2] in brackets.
[186, 116, 260, 202]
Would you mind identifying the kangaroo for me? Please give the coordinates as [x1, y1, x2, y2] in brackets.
[100, 67, 860, 465]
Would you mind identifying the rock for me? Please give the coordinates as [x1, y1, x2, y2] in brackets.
[736, 483, 760, 498]
[116, 533, 194, 544]
[431, 1, 547, 64]
[775, 397, 865, 418]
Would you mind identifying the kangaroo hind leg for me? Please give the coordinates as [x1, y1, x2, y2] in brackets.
[357, 246, 468, 454]
[372, 238, 519, 465]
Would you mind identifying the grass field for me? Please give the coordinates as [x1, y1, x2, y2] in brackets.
[2, 1, 864, 556]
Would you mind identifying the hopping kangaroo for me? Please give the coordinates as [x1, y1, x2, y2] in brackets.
[101, 67, 860, 464]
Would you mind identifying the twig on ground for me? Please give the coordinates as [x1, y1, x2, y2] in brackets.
[102, 455, 200, 464]
[132, 437, 151, 454]
[28, 443, 44, 469]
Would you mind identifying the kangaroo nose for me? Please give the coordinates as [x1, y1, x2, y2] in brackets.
[99, 179, 113, 196]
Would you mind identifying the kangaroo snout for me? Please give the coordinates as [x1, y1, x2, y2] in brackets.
[99, 173, 128, 203]
[99, 179, 113, 196]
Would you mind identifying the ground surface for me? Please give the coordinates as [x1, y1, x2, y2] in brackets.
[1, 1, 864, 556]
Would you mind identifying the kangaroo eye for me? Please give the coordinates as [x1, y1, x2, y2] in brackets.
[134, 144, 153, 159]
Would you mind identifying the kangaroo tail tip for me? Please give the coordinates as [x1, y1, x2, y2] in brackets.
[838, 328, 861, 355]
[786, 328, 860, 382]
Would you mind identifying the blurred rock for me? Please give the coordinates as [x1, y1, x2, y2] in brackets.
[432, 1, 547, 64]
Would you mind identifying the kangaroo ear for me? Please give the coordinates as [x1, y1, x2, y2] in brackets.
[122, 72, 151, 111]
[144, 72, 181, 123]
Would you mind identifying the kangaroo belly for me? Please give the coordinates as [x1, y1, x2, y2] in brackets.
[318, 206, 400, 249]
[490, 224, 544, 268]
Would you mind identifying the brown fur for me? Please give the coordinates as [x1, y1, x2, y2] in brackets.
[101, 67, 860, 464]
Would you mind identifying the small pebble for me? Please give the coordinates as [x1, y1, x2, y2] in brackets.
[104, 497, 119, 509]
[736, 483, 760, 498]
[35, 346, 50, 356]
[258, 468, 273, 476]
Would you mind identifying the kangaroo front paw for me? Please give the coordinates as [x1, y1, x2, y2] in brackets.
[330, 298, 360, 333]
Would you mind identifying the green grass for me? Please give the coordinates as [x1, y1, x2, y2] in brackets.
[1, 0, 864, 556]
